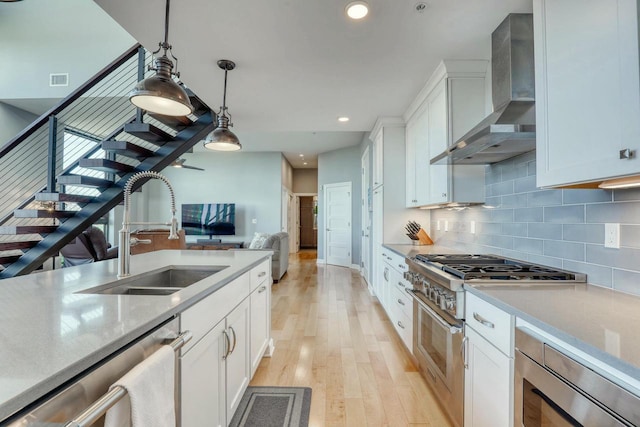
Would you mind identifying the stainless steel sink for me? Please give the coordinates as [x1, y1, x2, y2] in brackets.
[79, 265, 228, 296]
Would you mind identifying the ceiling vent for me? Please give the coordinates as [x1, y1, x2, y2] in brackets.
[49, 73, 69, 87]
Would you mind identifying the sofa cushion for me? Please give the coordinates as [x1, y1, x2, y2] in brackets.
[249, 232, 270, 249]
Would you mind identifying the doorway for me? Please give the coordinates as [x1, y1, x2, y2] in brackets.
[299, 196, 317, 249]
[323, 182, 352, 268]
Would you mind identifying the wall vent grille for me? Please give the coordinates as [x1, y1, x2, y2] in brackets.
[49, 73, 69, 87]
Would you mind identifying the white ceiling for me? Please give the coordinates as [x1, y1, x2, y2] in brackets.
[4, 0, 534, 168]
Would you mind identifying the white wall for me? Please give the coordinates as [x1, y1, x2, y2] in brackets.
[0, 102, 37, 144]
[0, 0, 135, 100]
[143, 152, 284, 244]
[293, 169, 318, 193]
[281, 155, 293, 191]
[317, 145, 362, 264]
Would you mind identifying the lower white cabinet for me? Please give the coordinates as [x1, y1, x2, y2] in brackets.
[464, 292, 514, 427]
[250, 281, 270, 377]
[464, 326, 512, 427]
[181, 321, 226, 427]
[180, 261, 271, 427]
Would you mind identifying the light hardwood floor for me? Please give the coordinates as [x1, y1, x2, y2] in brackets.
[251, 250, 453, 427]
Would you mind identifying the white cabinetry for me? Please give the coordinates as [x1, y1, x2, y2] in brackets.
[534, 0, 640, 187]
[180, 260, 272, 427]
[373, 130, 384, 188]
[379, 249, 413, 352]
[404, 60, 487, 208]
[464, 292, 514, 427]
[250, 261, 271, 377]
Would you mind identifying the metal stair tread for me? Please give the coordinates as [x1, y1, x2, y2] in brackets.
[148, 112, 192, 131]
[0, 241, 40, 251]
[35, 192, 95, 204]
[78, 158, 135, 174]
[0, 254, 22, 265]
[101, 140, 155, 160]
[56, 174, 113, 188]
[13, 209, 77, 219]
[124, 122, 173, 145]
[0, 225, 58, 235]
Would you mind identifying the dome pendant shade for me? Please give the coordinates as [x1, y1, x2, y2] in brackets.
[204, 115, 241, 151]
[128, 0, 194, 116]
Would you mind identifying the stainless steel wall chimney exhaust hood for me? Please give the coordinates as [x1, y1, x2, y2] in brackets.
[431, 13, 535, 165]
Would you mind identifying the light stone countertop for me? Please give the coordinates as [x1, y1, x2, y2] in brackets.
[0, 249, 271, 421]
[384, 243, 640, 387]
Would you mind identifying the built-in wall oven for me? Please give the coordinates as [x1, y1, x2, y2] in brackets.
[515, 327, 640, 427]
[405, 254, 587, 427]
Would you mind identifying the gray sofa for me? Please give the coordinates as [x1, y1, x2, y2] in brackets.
[240, 232, 289, 282]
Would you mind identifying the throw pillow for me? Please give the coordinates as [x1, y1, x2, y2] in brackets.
[249, 232, 269, 249]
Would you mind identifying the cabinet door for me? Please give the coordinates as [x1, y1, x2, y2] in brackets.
[181, 321, 226, 427]
[372, 187, 383, 245]
[226, 298, 251, 419]
[428, 79, 450, 205]
[412, 103, 431, 206]
[373, 131, 384, 188]
[464, 326, 512, 427]
[250, 282, 270, 377]
[535, 0, 640, 187]
[405, 119, 418, 207]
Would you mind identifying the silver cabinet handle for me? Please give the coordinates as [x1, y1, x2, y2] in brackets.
[258, 271, 266, 277]
[222, 330, 231, 360]
[397, 298, 405, 306]
[398, 264, 405, 269]
[473, 312, 495, 329]
[258, 285, 267, 293]
[229, 326, 237, 355]
[462, 336, 469, 369]
[383, 267, 389, 281]
[397, 321, 405, 329]
[397, 281, 404, 289]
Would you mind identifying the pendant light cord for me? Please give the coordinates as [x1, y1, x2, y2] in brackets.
[163, 0, 171, 53]
[222, 68, 228, 115]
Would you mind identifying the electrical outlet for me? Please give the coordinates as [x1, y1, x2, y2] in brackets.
[436, 220, 441, 231]
[252, 218, 258, 224]
[444, 220, 449, 232]
[604, 223, 620, 248]
[470, 221, 476, 234]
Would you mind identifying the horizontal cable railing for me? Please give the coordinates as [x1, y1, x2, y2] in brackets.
[0, 44, 164, 236]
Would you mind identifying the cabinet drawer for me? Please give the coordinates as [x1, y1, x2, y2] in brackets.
[391, 283, 413, 319]
[382, 249, 408, 274]
[250, 259, 270, 291]
[465, 292, 513, 356]
[391, 303, 413, 352]
[181, 272, 251, 354]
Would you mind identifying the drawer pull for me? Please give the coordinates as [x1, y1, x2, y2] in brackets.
[258, 272, 267, 277]
[473, 312, 495, 329]
[397, 281, 404, 288]
[397, 321, 405, 329]
[397, 298, 405, 306]
[398, 264, 405, 269]
[258, 285, 267, 293]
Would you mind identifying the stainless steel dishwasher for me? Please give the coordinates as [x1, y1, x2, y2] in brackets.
[3, 317, 189, 427]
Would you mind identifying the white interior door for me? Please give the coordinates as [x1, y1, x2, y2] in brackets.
[361, 147, 371, 283]
[324, 182, 352, 268]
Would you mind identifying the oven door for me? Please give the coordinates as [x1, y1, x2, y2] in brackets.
[408, 289, 464, 427]
[515, 328, 639, 427]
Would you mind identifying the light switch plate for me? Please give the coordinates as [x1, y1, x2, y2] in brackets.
[444, 220, 449, 232]
[436, 220, 441, 231]
[470, 221, 476, 234]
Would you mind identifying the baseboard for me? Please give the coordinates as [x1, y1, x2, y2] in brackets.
[265, 338, 275, 357]
[316, 258, 326, 264]
[351, 264, 361, 271]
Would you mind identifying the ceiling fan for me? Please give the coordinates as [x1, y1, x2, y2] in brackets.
[170, 158, 204, 171]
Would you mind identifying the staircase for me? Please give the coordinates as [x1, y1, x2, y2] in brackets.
[0, 45, 216, 278]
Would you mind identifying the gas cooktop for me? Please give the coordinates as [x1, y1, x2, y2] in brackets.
[414, 254, 586, 281]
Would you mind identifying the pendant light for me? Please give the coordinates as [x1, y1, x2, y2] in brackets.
[203, 60, 242, 151]
[129, 0, 194, 116]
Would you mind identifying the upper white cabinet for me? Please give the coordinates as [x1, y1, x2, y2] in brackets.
[404, 60, 487, 208]
[535, 0, 640, 187]
[372, 130, 384, 188]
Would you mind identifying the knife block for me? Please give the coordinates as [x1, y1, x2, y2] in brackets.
[417, 228, 434, 245]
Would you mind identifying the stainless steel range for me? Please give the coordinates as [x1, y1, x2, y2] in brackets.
[403, 254, 586, 427]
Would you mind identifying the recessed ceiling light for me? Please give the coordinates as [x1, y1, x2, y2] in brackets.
[338, 116, 350, 122]
[415, 2, 428, 13]
[346, 1, 369, 20]
[303, 162, 308, 165]
[299, 154, 304, 157]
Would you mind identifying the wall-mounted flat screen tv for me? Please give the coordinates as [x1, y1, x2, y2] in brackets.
[181, 203, 236, 236]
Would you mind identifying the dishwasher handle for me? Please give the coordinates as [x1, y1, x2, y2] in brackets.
[64, 330, 192, 427]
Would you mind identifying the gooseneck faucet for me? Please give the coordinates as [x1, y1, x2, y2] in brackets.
[118, 171, 179, 278]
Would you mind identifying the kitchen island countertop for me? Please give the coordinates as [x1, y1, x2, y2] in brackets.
[0, 249, 271, 421]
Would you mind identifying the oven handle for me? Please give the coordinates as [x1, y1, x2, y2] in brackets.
[405, 288, 462, 334]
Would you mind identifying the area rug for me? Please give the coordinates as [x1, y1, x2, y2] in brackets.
[229, 386, 312, 427]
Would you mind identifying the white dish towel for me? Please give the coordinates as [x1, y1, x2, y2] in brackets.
[104, 345, 176, 427]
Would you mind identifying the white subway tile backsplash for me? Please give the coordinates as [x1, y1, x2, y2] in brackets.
[430, 151, 640, 294]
